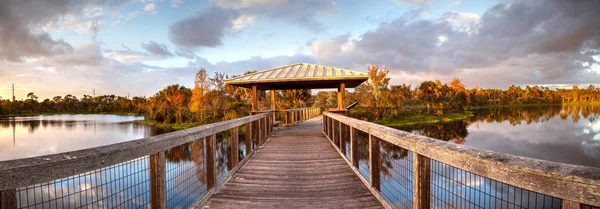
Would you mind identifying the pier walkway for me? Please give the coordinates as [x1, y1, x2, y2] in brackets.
[203, 117, 383, 208]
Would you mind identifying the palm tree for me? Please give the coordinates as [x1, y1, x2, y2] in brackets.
[27, 92, 38, 101]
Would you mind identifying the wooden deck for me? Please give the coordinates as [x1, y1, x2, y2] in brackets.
[202, 117, 383, 209]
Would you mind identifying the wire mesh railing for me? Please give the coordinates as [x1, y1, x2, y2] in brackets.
[323, 112, 600, 209]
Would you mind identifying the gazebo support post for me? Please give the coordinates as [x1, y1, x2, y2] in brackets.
[251, 85, 258, 112]
[271, 89, 276, 123]
[338, 83, 346, 110]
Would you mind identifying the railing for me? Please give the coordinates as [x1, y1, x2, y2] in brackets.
[0, 112, 277, 209]
[271, 107, 322, 125]
[323, 112, 600, 209]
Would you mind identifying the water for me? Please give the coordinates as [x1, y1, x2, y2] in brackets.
[0, 114, 152, 161]
[398, 105, 600, 167]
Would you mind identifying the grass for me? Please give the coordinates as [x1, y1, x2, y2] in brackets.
[143, 121, 202, 131]
[375, 111, 474, 128]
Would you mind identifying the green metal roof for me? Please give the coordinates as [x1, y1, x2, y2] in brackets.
[226, 63, 369, 90]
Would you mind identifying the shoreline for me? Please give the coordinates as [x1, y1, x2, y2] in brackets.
[375, 111, 474, 128]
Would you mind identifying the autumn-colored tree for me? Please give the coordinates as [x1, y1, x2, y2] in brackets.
[190, 68, 210, 122]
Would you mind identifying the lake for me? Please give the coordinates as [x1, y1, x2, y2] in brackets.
[397, 105, 600, 167]
[0, 114, 152, 161]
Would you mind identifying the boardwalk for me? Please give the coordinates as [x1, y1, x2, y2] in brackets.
[203, 117, 383, 209]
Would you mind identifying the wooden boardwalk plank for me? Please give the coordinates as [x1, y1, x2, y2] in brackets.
[202, 117, 383, 209]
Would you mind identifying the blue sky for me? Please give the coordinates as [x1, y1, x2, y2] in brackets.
[1, 0, 599, 100]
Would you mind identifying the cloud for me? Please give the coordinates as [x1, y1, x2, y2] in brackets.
[171, 0, 184, 8]
[308, 0, 600, 88]
[144, 3, 156, 11]
[391, 0, 436, 5]
[141, 41, 173, 57]
[446, 0, 460, 8]
[174, 48, 198, 59]
[168, 7, 240, 48]
[0, 0, 126, 62]
[210, 0, 338, 32]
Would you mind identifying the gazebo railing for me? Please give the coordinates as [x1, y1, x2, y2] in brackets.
[0, 112, 275, 209]
[322, 112, 600, 209]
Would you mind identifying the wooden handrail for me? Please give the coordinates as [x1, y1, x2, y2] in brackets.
[0, 112, 272, 191]
[323, 112, 600, 207]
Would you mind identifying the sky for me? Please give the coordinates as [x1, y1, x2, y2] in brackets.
[1, 0, 599, 100]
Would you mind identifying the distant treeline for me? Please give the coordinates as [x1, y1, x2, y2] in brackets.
[2, 64, 599, 125]
[312, 64, 600, 121]
[0, 94, 147, 116]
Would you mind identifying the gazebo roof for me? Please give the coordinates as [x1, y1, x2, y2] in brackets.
[225, 63, 369, 90]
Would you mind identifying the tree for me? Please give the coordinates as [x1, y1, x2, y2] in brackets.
[366, 63, 391, 107]
[27, 92, 38, 101]
[190, 68, 210, 122]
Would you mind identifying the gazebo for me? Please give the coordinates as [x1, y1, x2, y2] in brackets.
[225, 63, 369, 113]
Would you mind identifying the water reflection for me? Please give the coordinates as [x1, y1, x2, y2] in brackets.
[0, 115, 148, 161]
[394, 105, 600, 167]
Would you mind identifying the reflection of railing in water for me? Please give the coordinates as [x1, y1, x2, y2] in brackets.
[323, 112, 600, 209]
[0, 108, 321, 209]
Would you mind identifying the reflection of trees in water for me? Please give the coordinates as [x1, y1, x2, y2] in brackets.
[354, 131, 409, 178]
[393, 105, 600, 147]
[379, 141, 409, 178]
[215, 130, 232, 180]
[397, 122, 469, 144]
[165, 140, 207, 184]
[472, 105, 600, 125]
[164, 130, 234, 184]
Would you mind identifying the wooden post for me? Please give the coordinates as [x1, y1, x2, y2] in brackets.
[206, 134, 217, 189]
[263, 117, 267, 142]
[257, 118, 263, 145]
[350, 127, 358, 167]
[322, 115, 327, 134]
[245, 122, 252, 154]
[251, 85, 258, 112]
[271, 89, 276, 123]
[328, 117, 333, 140]
[339, 122, 346, 155]
[0, 189, 17, 209]
[332, 120, 337, 145]
[149, 152, 166, 209]
[338, 83, 346, 110]
[562, 200, 587, 209]
[413, 153, 431, 209]
[230, 128, 239, 168]
[369, 134, 381, 190]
